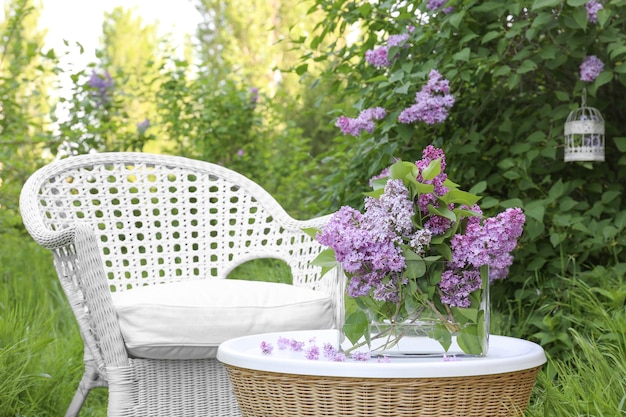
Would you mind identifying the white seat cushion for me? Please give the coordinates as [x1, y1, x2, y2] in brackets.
[111, 279, 335, 360]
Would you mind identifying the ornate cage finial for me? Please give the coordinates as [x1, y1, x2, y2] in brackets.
[564, 89, 605, 162]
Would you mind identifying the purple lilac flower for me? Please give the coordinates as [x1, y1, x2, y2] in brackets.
[277, 336, 290, 350]
[415, 145, 449, 213]
[388, 33, 410, 47]
[408, 229, 432, 254]
[88, 70, 114, 104]
[249, 87, 259, 103]
[236, 149, 245, 157]
[136, 118, 150, 134]
[352, 351, 371, 361]
[439, 268, 482, 307]
[336, 107, 387, 137]
[364, 179, 415, 237]
[377, 355, 391, 363]
[332, 352, 347, 362]
[443, 354, 460, 362]
[305, 345, 320, 360]
[317, 204, 406, 300]
[586, 0, 603, 23]
[580, 55, 604, 82]
[366, 46, 392, 68]
[369, 166, 391, 187]
[289, 339, 305, 351]
[322, 343, 337, 359]
[365, 33, 410, 68]
[399, 70, 455, 125]
[260, 341, 273, 355]
[427, 0, 447, 10]
[448, 207, 525, 282]
[425, 214, 452, 236]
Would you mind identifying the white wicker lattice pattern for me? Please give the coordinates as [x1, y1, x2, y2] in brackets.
[564, 105, 605, 162]
[23, 152, 330, 293]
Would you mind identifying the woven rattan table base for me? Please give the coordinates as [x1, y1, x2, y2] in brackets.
[225, 364, 540, 417]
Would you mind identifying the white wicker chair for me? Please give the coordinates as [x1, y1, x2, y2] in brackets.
[19, 152, 343, 417]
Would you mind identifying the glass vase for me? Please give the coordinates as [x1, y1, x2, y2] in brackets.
[340, 265, 490, 357]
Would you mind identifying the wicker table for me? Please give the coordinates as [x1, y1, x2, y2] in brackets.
[217, 329, 546, 417]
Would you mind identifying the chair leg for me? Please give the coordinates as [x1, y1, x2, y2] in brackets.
[65, 360, 108, 417]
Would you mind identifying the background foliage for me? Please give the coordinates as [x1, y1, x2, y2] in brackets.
[302, 0, 626, 357]
[1, 0, 626, 415]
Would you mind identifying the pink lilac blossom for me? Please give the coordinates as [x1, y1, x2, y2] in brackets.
[586, 0, 603, 23]
[399, 69, 455, 125]
[580, 55, 604, 82]
[336, 107, 387, 137]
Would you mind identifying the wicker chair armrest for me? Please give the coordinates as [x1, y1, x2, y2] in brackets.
[71, 225, 129, 372]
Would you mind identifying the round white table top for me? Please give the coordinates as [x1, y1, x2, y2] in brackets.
[217, 329, 546, 378]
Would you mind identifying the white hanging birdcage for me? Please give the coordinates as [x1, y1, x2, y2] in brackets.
[564, 90, 605, 162]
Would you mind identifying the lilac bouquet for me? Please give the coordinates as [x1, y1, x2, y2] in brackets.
[311, 146, 525, 355]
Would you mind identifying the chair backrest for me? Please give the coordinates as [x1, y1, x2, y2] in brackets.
[20, 152, 331, 293]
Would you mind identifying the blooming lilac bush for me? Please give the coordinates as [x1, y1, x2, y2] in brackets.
[586, 0, 603, 23]
[312, 146, 525, 355]
[336, 70, 454, 134]
[580, 55, 604, 82]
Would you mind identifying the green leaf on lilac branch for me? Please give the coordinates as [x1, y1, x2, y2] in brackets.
[411, 181, 435, 195]
[457, 325, 484, 355]
[454, 207, 481, 219]
[427, 204, 456, 222]
[433, 323, 452, 352]
[442, 189, 482, 206]
[343, 309, 369, 345]
[421, 158, 441, 181]
[370, 177, 388, 191]
[432, 243, 452, 261]
[452, 306, 480, 323]
[301, 227, 320, 239]
[310, 248, 339, 277]
[389, 160, 415, 180]
[403, 258, 426, 280]
[363, 188, 384, 199]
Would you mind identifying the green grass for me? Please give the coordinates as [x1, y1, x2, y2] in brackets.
[523, 273, 626, 417]
[2, 229, 625, 416]
[0, 231, 97, 416]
